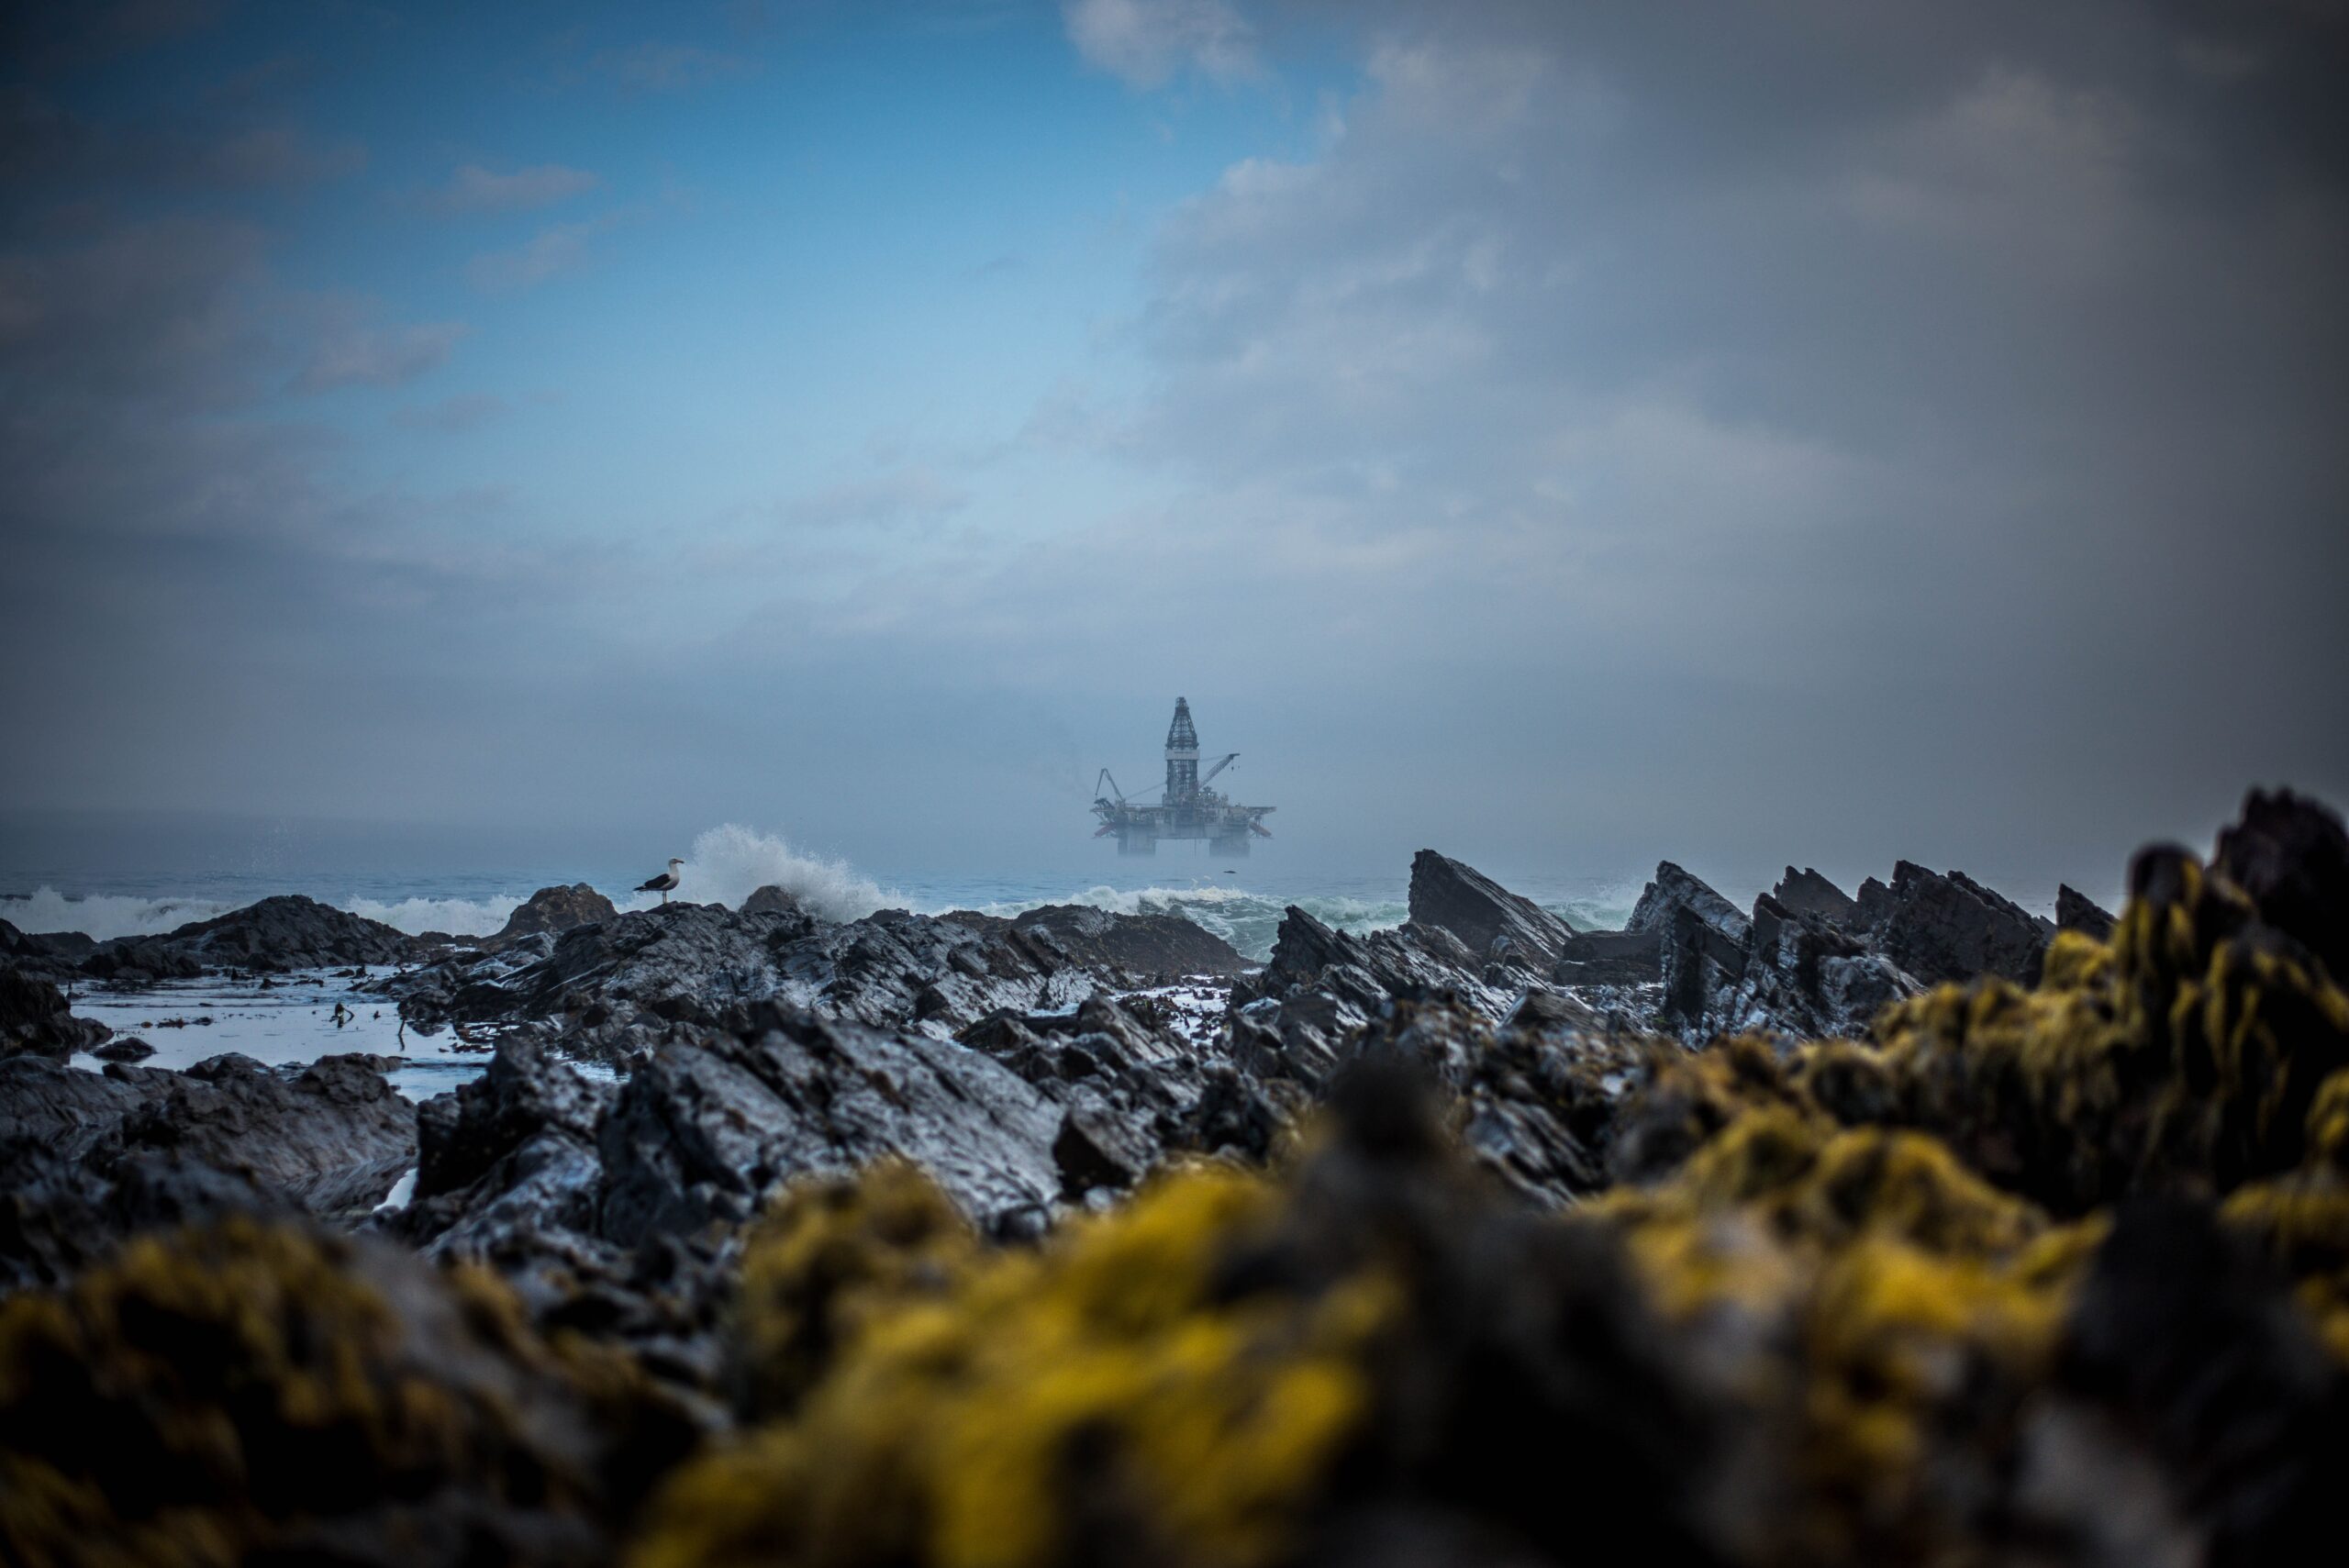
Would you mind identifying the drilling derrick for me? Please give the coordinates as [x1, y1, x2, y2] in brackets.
[1092, 697, 1275, 857]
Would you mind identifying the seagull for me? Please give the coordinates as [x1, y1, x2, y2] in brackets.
[638, 857, 685, 905]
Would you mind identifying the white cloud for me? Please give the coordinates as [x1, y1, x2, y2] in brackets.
[1062, 0, 1255, 88]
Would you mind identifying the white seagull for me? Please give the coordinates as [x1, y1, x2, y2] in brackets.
[637, 857, 685, 905]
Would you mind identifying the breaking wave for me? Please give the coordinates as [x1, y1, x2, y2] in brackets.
[0, 887, 239, 942]
[342, 894, 530, 939]
[622, 824, 899, 925]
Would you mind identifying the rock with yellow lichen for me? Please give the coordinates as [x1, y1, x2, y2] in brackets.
[0, 1214, 702, 1568]
[629, 791, 2349, 1568]
[13, 789, 2349, 1568]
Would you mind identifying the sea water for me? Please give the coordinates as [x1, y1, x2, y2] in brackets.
[0, 822, 1660, 962]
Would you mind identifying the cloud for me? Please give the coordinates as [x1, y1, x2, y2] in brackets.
[1061, 0, 1255, 88]
[463, 215, 617, 292]
[590, 41, 759, 94]
[295, 314, 467, 393]
[432, 161, 600, 214]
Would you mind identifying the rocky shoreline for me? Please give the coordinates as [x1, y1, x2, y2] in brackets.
[3, 793, 2343, 1566]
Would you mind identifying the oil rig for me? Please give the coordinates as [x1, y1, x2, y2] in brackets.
[1093, 697, 1275, 856]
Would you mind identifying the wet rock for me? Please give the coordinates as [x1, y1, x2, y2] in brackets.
[599, 1003, 1063, 1245]
[91, 1052, 418, 1218]
[492, 882, 618, 944]
[387, 897, 1233, 1064]
[0, 964, 111, 1057]
[1657, 893, 1921, 1045]
[944, 902, 1251, 980]
[1407, 848, 1579, 970]
[1226, 906, 1517, 1086]
[742, 883, 814, 921]
[83, 894, 414, 978]
[1770, 865, 1861, 927]
[2055, 883, 2117, 940]
[90, 1035, 153, 1062]
[1629, 862, 1751, 945]
[1861, 862, 2054, 986]
[1551, 926, 1664, 985]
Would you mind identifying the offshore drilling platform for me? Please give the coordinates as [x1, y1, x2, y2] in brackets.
[1092, 697, 1275, 856]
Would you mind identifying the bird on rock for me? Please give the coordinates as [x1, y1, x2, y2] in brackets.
[638, 857, 685, 905]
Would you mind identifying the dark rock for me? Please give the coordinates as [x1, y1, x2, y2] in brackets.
[1226, 906, 1517, 1086]
[2055, 884, 2117, 941]
[1864, 862, 2054, 986]
[741, 883, 811, 918]
[1550, 927, 1664, 985]
[1407, 849, 1578, 971]
[92, 1052, 418, 1217]
[1657, 893, 1920, 1044]
[384, 897, 1236, 1063]
[492, 883, 618, 944]
[598, 1003, 1063, 1245]
[2212, 786, 2349, 983]
[1770, 865, 1861, 926]
[1627, 862, 1750, 946]
[0, 965, 111, 1058]
[943, 901, 1252, 979]
[90, 1036, 152, 1062]
[0, 1217, 701, 1568]
[83, 894, 413, 978]
[2056, 1199, 2349, 1566]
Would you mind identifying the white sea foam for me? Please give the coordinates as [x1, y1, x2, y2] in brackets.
[0, 887, 237, 941]
[619, 823, 899, 924]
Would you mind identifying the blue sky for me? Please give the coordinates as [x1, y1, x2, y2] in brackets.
[4, 0, 2345, 893]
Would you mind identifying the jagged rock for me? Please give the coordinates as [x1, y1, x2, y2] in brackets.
[492, 883, 618, 944]
[1345, 993, 1641, 1206]
[1407, 849, 1578, 970]
[384, 898, 1226, 1064]
[1862, 862, 2054, 986]
[598, 1003, 1063, 1245]
[2213, 786, 2349, 983]
[1225, 906, 1516, 1086]
[1771, 865, 1861, 926]
[82, 894, 413, 978]
[0, 1055, 178, 1168]
[1550, 927, 1663, 986]
[942, 902, 1251, 979]
[2055, 884, 2117, 940]
[0, 1140, 284, 1294]
[3, 1051, 413, 1220]
[1627, 862, 1750, 945]
[1657, 893, 1921, 1044]
[0, 965, 111, 1058]
[89, 1052, 417, 1218]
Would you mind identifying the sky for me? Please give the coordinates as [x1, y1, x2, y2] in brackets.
[2, 0, 2344, 894]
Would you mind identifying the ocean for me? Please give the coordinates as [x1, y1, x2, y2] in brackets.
[0, 820, 1663, 963]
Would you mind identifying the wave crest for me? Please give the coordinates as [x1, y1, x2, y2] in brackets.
[632, 824, 897, 924]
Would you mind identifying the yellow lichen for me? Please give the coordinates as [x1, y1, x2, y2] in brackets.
[636, 1164, 1390, 1568]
